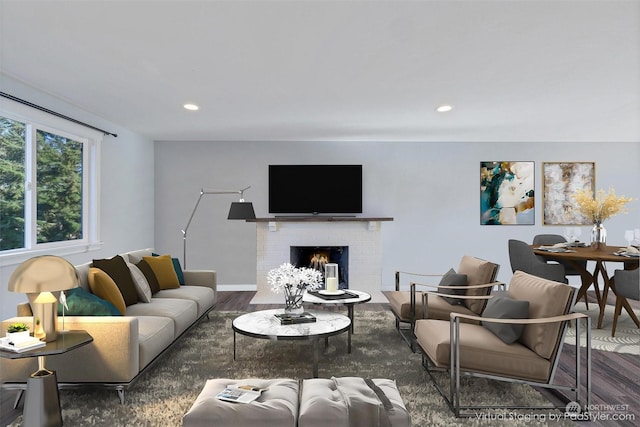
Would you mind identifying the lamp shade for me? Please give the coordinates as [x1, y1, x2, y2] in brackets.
[228, 202, 256, 220]
[8, 255, 79, 293]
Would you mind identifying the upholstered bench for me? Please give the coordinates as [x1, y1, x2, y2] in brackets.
[182, 378, 299, 427]
[298, 377, 411, 427]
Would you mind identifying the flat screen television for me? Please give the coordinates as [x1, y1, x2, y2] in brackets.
[269, 165, 363, 215]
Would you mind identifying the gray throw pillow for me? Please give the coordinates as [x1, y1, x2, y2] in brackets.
[481, 296, 530, 344]
[437, 268, 468, 305]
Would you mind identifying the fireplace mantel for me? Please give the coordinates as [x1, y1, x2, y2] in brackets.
[248, 217, 393, 222]
[250, 217, 392, 304]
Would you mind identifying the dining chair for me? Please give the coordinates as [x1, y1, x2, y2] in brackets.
[508, 239, 567, 283]
[533, 234, 591, 307]
[611, 269, 640, 337]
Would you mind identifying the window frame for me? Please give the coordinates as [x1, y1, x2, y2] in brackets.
[0, 98, 102, 264]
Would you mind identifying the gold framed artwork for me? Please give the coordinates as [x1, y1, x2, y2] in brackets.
[542, 162, 595, 225]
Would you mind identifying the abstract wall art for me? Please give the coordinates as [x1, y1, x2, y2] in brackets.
[542, 162, 595, 225]
[480, 161, 535, 225]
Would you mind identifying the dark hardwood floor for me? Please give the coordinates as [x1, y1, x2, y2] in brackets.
[2, 291, 637, 426]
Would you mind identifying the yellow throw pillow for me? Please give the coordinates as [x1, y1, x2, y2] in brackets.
[88, 267, 127, 315]
[142, 255, 180, 290]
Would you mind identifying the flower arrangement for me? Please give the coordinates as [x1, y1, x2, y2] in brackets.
[573, 187, 634, 224]
[267, 263, 324, 294]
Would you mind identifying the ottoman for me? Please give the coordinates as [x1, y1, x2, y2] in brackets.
[299, 377, 411, 427]
[182, 378, 299, 427]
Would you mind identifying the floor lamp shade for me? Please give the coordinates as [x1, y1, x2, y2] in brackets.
[228, 202, 256, 220]
[8, 255, 79, 342]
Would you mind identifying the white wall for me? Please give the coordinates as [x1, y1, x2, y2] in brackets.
[155, 140, 640, 291]
[0, 76, 156, 320]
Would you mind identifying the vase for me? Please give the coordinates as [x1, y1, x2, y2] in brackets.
[591, 222, 607, 249]
[284, 286, 304, 315]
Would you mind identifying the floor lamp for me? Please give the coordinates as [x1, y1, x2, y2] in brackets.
[181, 186, 256, 269]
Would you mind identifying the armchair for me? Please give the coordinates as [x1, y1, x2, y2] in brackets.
[414, 271, 591, 417]
[508, 239, 567, 283]
[387, 255, 500, 351]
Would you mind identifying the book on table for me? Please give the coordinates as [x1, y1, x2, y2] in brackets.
[216, 385, 268, 404]
[274, 312, 317, 325]
[0, 336, 46, 353]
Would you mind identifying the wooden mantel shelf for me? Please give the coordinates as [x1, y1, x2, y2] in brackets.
[248, 217, 393, 223]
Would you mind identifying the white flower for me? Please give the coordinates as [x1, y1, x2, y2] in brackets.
[267, 262, 324, 294]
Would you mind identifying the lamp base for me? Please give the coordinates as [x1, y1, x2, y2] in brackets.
[23, 369, 62, 427]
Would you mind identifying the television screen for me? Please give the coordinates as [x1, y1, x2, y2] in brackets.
[269, 165, 363, 214]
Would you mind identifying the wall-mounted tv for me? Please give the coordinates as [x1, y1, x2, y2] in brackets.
[269, 165, 363, 215]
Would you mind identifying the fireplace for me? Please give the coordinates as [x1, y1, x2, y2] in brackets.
[290, 246, 349, 289]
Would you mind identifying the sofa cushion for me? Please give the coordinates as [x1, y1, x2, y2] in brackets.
[57, 287, 122, 316]
[136, 259, 161, 294]
[128, 264, 152, 303]
[143, 255, 180, 290]
[437, 268, 467, 305]
[136, 316, 175, 368]
[481, 296, 529, 344]
[154, 286, 215, 317]
[507, 271, 574, 360]
[125, 298, 197, 337]
[92, 255, 139, 306]
[88, 268, 126, 315]
[152, 252, 185, 285]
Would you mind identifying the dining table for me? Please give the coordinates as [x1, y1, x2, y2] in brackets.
[532, 244, 639, 330]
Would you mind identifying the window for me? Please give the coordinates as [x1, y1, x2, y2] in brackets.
[0, 100, 100, 259]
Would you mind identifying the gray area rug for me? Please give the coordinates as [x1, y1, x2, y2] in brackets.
[10, 310, 576, 426]
[565, 302, 639, 355]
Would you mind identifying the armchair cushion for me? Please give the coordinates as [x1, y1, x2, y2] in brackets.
[508, 271, 574, 359]
[437, 269, 467, 305]
[458, 256, 498, 314]
[481, 296, 529, 344]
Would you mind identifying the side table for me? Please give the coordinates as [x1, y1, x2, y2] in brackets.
[0, 330, 93, 427]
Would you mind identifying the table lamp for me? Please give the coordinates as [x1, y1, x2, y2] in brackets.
[8, 255, 79, 342]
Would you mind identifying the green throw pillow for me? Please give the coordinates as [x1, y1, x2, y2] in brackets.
[57, 287, 122, 316]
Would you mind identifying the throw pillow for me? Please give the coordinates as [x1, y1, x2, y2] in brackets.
[136, 259, 161, 294]
[88, 267, 127, 315]
[481, 296, 530, 344]
[437, 268, 468, 305]
[57, 287, 122, 316]
[143, 255, 180, 290]
[128, 263, 152, 303]
[92, 255, 138, 306]
[152, 253, 185, 285]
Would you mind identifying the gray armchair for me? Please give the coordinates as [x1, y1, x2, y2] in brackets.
[612, 269, 640, 337]
[508, 239, 567, 283]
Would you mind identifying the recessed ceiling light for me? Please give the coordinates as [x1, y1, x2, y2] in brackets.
[183, 103, 200, 111]
[436, 104, 453, 113]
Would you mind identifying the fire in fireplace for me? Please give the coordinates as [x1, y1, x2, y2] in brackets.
[290, 246, 349, 290]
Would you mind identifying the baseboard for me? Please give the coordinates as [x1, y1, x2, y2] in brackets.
[217, 284, 257, 292]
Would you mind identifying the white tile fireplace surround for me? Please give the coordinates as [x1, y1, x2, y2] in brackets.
[250, 217, 393, 304]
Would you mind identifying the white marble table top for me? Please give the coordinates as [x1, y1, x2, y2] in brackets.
[232, 309, 351, 339]
[302, 289, 372, 305]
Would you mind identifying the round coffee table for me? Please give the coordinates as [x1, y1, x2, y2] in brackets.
[303, 289, 371, 334]
[232, 309, 350, 378]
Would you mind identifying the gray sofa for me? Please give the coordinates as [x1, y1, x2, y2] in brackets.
[0, 249, 216, 403]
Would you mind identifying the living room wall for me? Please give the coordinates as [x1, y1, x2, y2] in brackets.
[154, 140, 640, 292]
[0, 76, 156, 320]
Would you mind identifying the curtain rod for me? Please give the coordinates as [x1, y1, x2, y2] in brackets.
[0, 91, 118, 138]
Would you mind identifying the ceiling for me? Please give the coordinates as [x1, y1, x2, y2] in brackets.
[1, 0, 639, 142]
